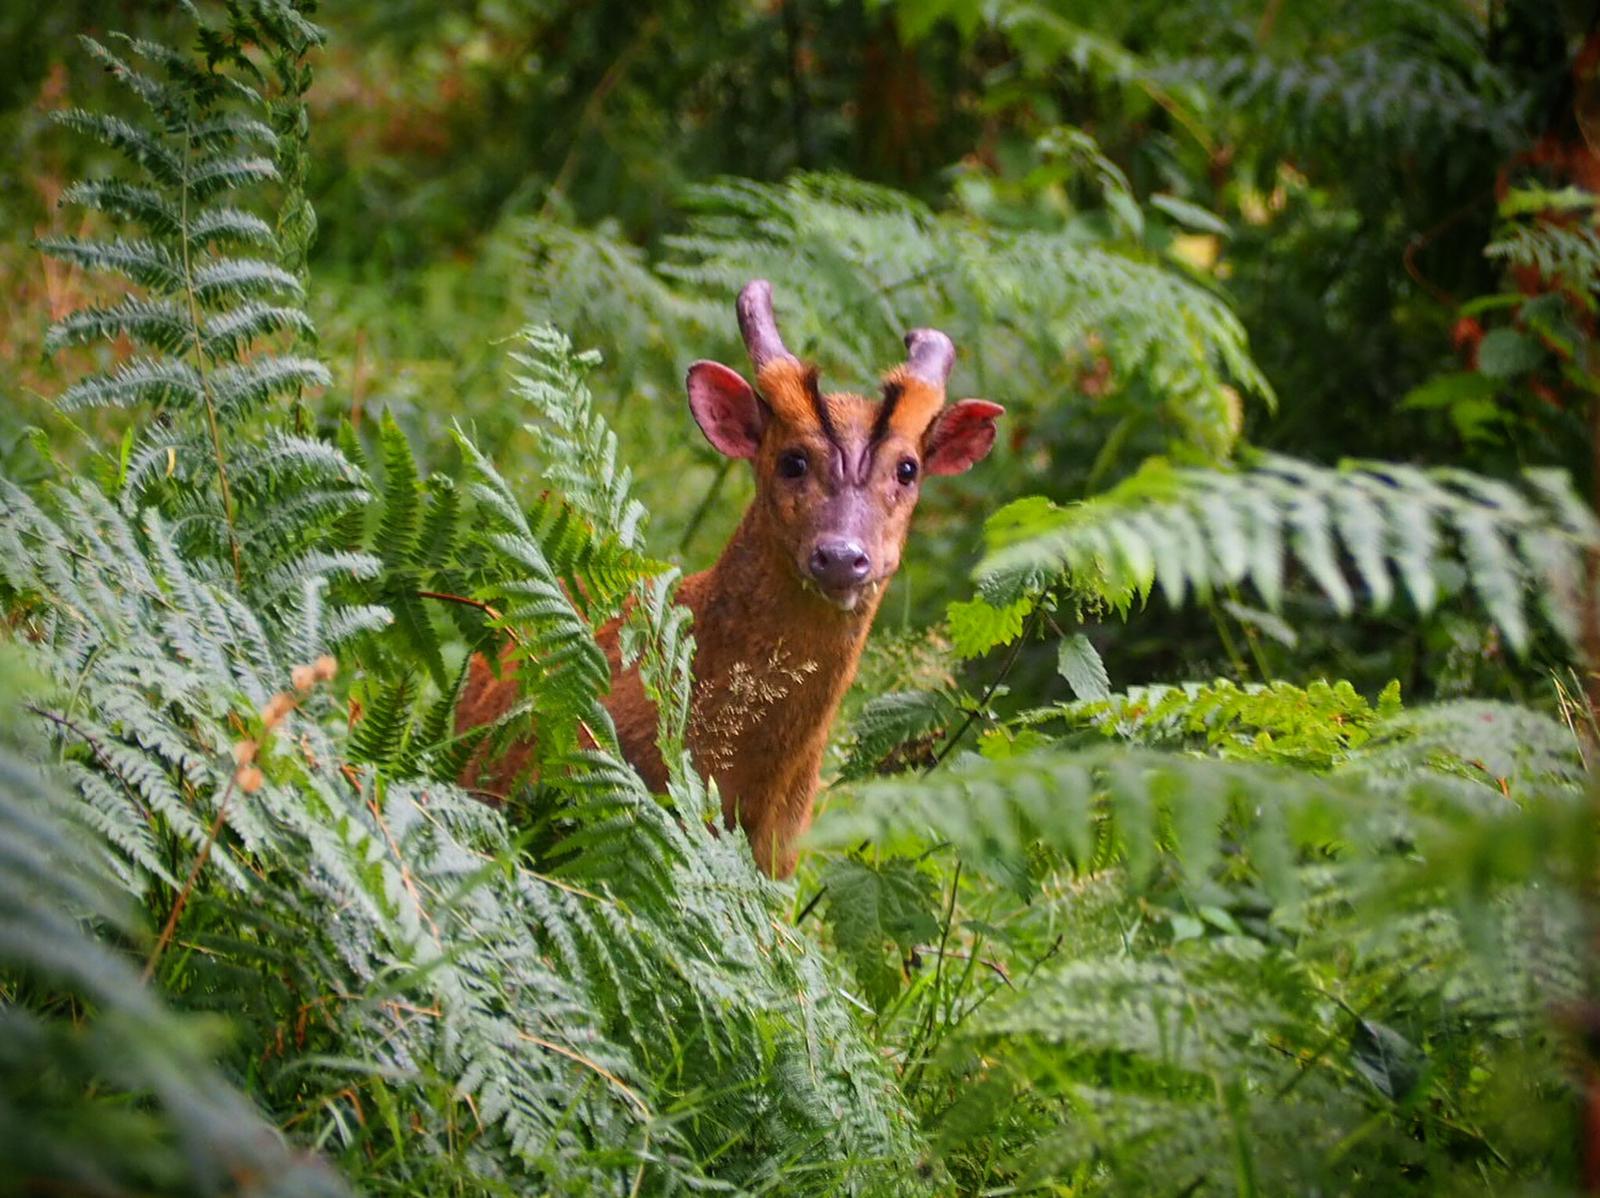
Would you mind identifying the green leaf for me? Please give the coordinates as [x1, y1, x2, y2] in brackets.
[1220, 599, 1298, 648]
[947, 595, 1032, 659]
[1350, 1020, 1424, 1102]
[821, 858, 941, 1010]
[1474, 328, 1543, 378]
[1151, 193, 1231, 236]
[376, 411, 423, 563]
[1400, 370, 1497, 411]
[843, 689, 957, 780]
[1057, 633, 1111, 701]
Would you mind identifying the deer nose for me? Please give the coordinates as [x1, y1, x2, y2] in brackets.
[809, 539, 871, 589]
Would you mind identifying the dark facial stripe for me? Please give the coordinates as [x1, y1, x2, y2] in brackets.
[803, 366, 838, 446]
[871, 380, 902, 447]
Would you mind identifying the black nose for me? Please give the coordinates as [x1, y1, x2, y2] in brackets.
[808, 539, 871, 589]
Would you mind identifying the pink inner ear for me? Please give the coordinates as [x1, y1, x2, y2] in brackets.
[924, 399, 1005, 476]
[686, 360, 765, 459]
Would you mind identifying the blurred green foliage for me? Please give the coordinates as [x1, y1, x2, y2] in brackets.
[10, 0, 1592, 696]
[5, 0, 1600, 1193]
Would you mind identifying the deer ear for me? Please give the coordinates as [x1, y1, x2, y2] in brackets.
[687, 360, 766, 459]
[923, 399, 1004, 476]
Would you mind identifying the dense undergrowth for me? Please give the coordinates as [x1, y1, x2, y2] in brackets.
[3, 1, 1599, 1194]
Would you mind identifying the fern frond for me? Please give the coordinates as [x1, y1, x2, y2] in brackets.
[812, 738, 1575, 901]
[347, 673, 418, 771]
[1487, 190, 1600, 302]
[52, 108, 184, 184]
[510, 325, 650, 553]
[34, 235, 187, 292]
[841, 688, 961, 780]
[45, 298, 194, 355]
[57, 179, 180, 234]
[1165, 42, 1526, 151]
[211, 355, 329, 420]
[454, 432, 622, 732]
[201, 301, 316, 356]
[57, 357, 203, 413]
[43, 1, 344, 594]
[970, 454, 1599, 654]
[0, 750, 351, 1197]
[375, 410, 422, 561]
[188, 255, 301, 302]
[663, 173, 1272, 456]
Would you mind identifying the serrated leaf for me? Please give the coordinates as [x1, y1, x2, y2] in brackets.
[947, 595, 1032, 659]
[821, 858, 941, 1010]
[843, 689, 956, 780]
[1057, 633, 1110, 701]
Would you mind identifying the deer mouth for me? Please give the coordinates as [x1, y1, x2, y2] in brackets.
[806, 576, 883, 612]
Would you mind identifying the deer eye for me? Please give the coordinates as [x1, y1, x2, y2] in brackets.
[778, 450, 808, 480]
[896, 457, 919, 486]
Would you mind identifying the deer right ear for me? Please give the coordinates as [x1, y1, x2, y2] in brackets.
[687, 360, 766, 459]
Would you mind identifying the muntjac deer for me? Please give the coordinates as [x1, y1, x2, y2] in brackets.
[457, 280, 1003, 877]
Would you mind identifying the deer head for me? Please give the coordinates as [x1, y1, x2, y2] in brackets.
[685, 280, 1004, 612]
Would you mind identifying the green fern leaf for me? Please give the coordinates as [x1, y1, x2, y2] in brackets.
[348, 673, 418, 772]
[57, 358, 202, 413]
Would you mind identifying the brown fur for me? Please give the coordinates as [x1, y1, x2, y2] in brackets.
[457, 386, 897, 877]
[457, 320, 999, 878]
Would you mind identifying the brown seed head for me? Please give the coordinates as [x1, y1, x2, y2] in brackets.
[262, 692, 295, 729]
[236, 764, 265, 794]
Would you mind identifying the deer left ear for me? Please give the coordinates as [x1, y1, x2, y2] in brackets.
[923, 400, 1005, 476]
[687, 360, 767, 458]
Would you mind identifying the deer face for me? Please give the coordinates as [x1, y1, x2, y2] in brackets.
[686, 282, 1004, 612]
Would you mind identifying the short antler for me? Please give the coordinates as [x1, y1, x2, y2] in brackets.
[902, 327, 955, 388]
[736, 279, 796, 370]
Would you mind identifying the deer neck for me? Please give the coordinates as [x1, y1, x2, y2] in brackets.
[686, 504, 881, 749]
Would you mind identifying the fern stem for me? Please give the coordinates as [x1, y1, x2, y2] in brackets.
[904, 857, 962, 1097]
[55, 643, 105, 763]
[142, 772, 238, 983]
[514, 1029, 651, 1120]
[537, 15, 661, 221]
[926, 604, 1044, 774]
[677, 459, 732, 558]
[178, 120, 242, 585]
[1207, 599, 1252, 679]
[417, 590, 523, 648]
[1225, 583, 1275, 680]
[29, 704, 155, 826]
[417, 590, 503, 620]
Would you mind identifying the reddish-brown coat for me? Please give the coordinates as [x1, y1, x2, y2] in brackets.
[457, 400, 888, 878]
[457, 282, 1001, 878]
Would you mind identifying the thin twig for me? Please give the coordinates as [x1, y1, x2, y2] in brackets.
[537, 16, 661, 221]
[417, 590, 522, 648]
[1401, 188, 1495, 308]
[924, 603, 1045, 775]
[916, 943, 1011, 987]
[794, 885, 827, 926]
[677, 459, 732, 558]
[178, 122, 242, 585]
[905, 859, 962, 1096]
[143, 773, 238, 982]
[515, 1029, 651, 1119]
[28, 704, 156, 827]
